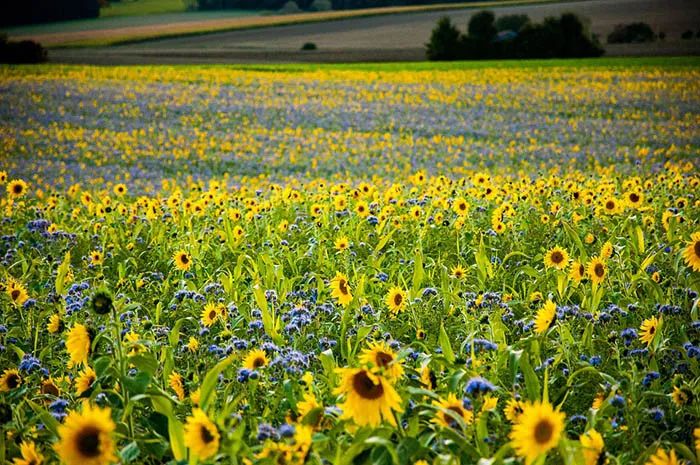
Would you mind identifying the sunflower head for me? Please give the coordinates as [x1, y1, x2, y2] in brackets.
[509, 400, 565, 465]
[432, 393, 473, 429]
[90, 289, 113, 315]
[534, 300, 557, 335]
[544, 246, 569, 270]
[173, 250, 192, 271]
[183, 409, 220, 460]
[385, 287, 407, 315]
[682, 231, 700, 272]
[243, 349, 268, 370]
[334, 367, 403, 427]
[0, 369, 22, 392]
[54, 402, 116, 465]
[359, 341, 404, 381]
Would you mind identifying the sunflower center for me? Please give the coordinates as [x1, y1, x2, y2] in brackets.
[42, 382, 60, 396]
[76, 427, 101, 457]
[606, 201, 615, 210]
[375, 352, 393, 368]
[208, 310, 217, 320]
[458, 203, 466, 210]
[352, 371, 384, 400]
[252, 357, 265, 368]
[200, 425, 215, 444]
[594, 263, 605, 277]
[551, 251, 563, 264]
[7, 374, 20, 389]
[694, 241, 700, 258]
[393, 293, 403, 307]
[629, 193, 639, 202]
[10, 289, 20, 300]
[180, 255, 189, 264]
[578, 264, 585, 275]
[534, 419, 554, 444]
[338, 279, 348, 295]
[13, 185, 23, 194]
[649, 326, 655, 335]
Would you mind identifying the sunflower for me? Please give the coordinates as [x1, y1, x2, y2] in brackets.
[451, 265, 466, 280]
[41, 378, 61, 397]
[66, 324, 91, 367]
[334, 367, 402, 427]
[0, 369, 22, 392]
[644, 448, 681, 465]
[481, 395, 498, 413]
[354, 201, 370, 218]
[329, 273, 353, 307]
[6, 278, 29, 307]
[243, 349, 268, 370]
[186, 337, 199, 352]
[112, 184, 127, 197]
[173, 250, 192, 271]
[639, 316, 661, 347]
[12, 441, 43, 465]
[54, 403, 116, 465]
[7, 179, 28, 198]
[168, 372, 187, 401]
[432, 393, 473, 429]
[695, 427, 700, 454]
[682, 231, 700, 272]
[297, 390, 321, 419]
[359, 341, 404, 381]
[510, 400, 565, 465]
[75, 367, 96, 396]
[580, 429, 604, 465]
[184, 409, 220, 461]
[671, 386, 693, 407]
[570, 261, 586, 283]
[48, 314, 64, 334]
[587, 257, 607, 285]
[201, 302, 221, 327]
[453, 198, 469, 216]
[89, 251, 104, 266]
[600, 197, 621, 215]
[544, 246, 569, 270]
[334, 236, 350, 252]
[504, 398, 525, 423]
[534, 300, 556, 335]
[625, 190, 644, 209]
[385, 287, 407, 315]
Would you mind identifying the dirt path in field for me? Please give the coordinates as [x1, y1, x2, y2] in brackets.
[47, 0, 700, 64]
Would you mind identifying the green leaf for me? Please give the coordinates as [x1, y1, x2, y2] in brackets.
[438, 323, 455, 364]
[519, 352, 540, 401]
[119, 441, 141, 463]
[27, 400, 59, 436]
[129, 354, 159, 376]
[412, 249, 424, 294]
[151, 396, 186, 461]
[123, 371, 151, 395]
[55, 250, 71, 296]
[199, 355, 235, 411]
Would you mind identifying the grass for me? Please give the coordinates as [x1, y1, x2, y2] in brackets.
[100, 0, 187, 17]
[7, 0, 580, 47]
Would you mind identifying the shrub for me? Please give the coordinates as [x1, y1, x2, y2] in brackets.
[607, 23, 655, 43]
[494, 14, 530, 33]
[279, 0, 302, 13]
[0, 37, 47, 64]
[308, 0, 331, 10]
[301, 42, 317, 50]
[468, 10, 497, 42]
[425, 16, 462, 61]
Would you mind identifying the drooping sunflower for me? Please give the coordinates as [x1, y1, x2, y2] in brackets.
[587, 257, 607, 285]
[639, 316, 661, 347]
[48, 314, 64, 334]
[6, 278, 29, 307]
[41, 378, 61, 397]
[184, 409, 220, 461]
[243, 349, 268, 370]
[172, 250, 192, 271]
[432, 393, 473, 429]
[580, 429, 604, 465]
[12, 441, 43, 465]
[75, 367, 96, 396]
[359, 341, 404, 381]
[644, 448, 681, 465]
[334, 367, 403, 427]
[534, 300, 556, 335]
[385, 287, 407, 315]
[54, 403, 116, 465]
[0, 369, 22, 392]
[66, 324, 91, 367]
[7, 179, 28, 198]
[543, 246, 569, 270]
[682, 231, 700, 272]
[329, 273, 353, 307]
[168, 372, 187, 401]
[671, 386, 693, 407]
[509, 400, 565, 465]
[570, 261, 586, 283]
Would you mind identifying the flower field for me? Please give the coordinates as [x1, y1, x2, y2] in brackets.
[0, 60, 699, 465]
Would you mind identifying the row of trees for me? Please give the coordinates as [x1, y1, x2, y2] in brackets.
[195, 0, 484, 11]
[2, 0, 100, 26]
[426, 11, 604, 60]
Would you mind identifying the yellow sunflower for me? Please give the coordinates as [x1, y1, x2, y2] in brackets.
[41, 378, 61, 397]
[504, 398, 525, 423]
[183, 409, 220, 461]
[450, 265, 467, 280]
[172, 250, 192, 271]
[695, 427, 700, 454]
[0, 369, 22, 392]
[168, 372, 186, 401]
[570, 261, 586, 283]
[7, 179, 28, 198]
[625, 190, 644, 209]
[385, 287, 407, 315]
[12, 441, 43, 465]
[330, 273, 353, 307]
[201, 302, 221, 327]
[75, 367, 96, 396]
[89, 251, 104, 266]
[580, 429, 604, 465]
[48, 314, 64, 334]
[66, 324, 91, 367]
[453, 198, 469, 216]
[682, 231, 700, 272]
[359, 341, 404, 381]
[509, 400, 565, 465]
[671, 386, 693, 407]
[587, 257, 607, 285]
[335, 236, 350, 252]
[534, 300, 556, 335]
[432, 393, 473, 429]
[242, 349, 268, 370]
[54, 403, 116, 465]
[334, 367, 403, 427]
[112, 184, 127, 197]
[6, 278, 29, 307]
[544, 246, 569, 270]
[639, 316, 661, 347]
[645, 448, 681, 465]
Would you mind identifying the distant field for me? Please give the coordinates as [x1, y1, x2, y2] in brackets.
[100, 0, 187, 17]
[4, 0, 574, 47]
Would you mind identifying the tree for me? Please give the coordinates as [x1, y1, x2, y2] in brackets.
[468, 10, 497, 42]
[425, 16, 462, 61]
[494, 14, 530, 33]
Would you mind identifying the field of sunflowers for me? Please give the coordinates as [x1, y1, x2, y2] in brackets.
[0, 59, 699, 465]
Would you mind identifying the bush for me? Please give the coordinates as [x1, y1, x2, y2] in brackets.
[279, 0, 302, 13]
[301, 42, 317, 50]
[468, 10, 497, 42]
[681, 30, 693, 40]
[308, 0, 331, 10]
[0, 37, 47, 64]
[607, 22, 655, 43]
[425, 16, 462, 61]
[494, 14, 530, 33]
